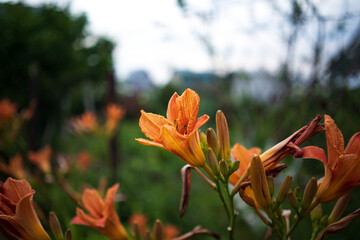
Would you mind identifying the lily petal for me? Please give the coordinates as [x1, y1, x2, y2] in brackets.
[82, 189, 105, 219]
[176, 89, 200, 134]
[159, 125, 204, 167]
[104, 184, 119, 207]
[16, 193, 50, 240]
[231, 143, 253, 176]
[192, 115, 210, 132]
[2, 178, 32, 203]
[139, 110, 172, 140]
[324, 115, 345, 168]
[135, 138, 166, 149]
[345, 132, 360, 156]
[166, 92, 179, 123]
[301, 146, 328, 164]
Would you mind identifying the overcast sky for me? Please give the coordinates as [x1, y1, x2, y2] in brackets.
[4, 0, 360, 84]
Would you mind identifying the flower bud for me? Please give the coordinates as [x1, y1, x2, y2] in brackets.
[320, 215, 328, 225]
[230, 160, 240, 174]
[207, 128, 219, 156]
[287, 192, 298, 210]
[65, 229, 72, 240]
[219, 160, 229, 176]
[310, 203, 323, 222]
[199, 130, 207, 144]
[207, 148, 220, 176]
[276, 176, 292, 205]
[132, 222, 142, 240]
[153, 219, 163, 240]
[267, 176, 275, 197]
[49, 212, 64, 240]
[250, 155, 272, 209]
[216, 110, 230, 161]
[328, 193, 351, 224]
[301, 177, 317, 211]
[199, 130, 207, 150]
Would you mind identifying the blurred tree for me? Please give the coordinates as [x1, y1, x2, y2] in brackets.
[0, 2, 115, 150]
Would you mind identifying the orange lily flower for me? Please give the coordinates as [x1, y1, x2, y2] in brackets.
[163, 224, 180, 240]
[28, 145, 52, 174]
[0, 99, 17, 122]
[0, 154, 27, 179]
[128, 213, 148, 235]
[230, 116, 323, 206]
[77, 151, 91, 171]
[71, 112, 98, 134]
[136, 88, 209, 167]
[0, 178, 50, 240]
[230, 115, 323, 185]
[106, 104, 125, 134]
[71, 184, 129, 240]
[301, 115, 360, 203]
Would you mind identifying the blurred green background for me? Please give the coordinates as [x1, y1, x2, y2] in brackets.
[1, 1, 360, 239]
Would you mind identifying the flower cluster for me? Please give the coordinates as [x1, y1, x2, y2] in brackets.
[137, 88, 360, 240]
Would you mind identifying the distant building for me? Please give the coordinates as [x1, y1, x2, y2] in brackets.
[123, 70, 154, 95]
[230, 69, 279, 102]
[171, 70, 219, 91]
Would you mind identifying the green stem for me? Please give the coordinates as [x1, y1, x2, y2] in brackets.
[215, 180, 230, 218]
[286, 216, 303, 238]
[203, 164, 217, 180]
[224, 181, 236, 240]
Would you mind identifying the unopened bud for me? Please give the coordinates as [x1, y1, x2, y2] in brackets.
[310, 203, 323, 222]
[250, 155, 271, 209]
[320, 215, 328, 225]
[267, 176, 275, 197]
[207, 128, 219, 156]
[301, 177, 317, 211]
[216, 110, 230, 161]
[199, 130, 207, 149]
[287, 192, 298, 210]
[219, 160, 229, 176]
[276, 176, 292, 205]
[329, 193, 351, 224]
[207, 148, 220, 176]
[65, 229, 72, 240]
[230, 160, 240, 174]
[132, 222, 142, 240]
[49, 212, 64, 240]
[153, 219, 163, 240]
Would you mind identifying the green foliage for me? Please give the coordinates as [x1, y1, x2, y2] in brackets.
[0, 2, 115, 148]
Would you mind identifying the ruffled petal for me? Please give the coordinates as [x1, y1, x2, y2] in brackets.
[2, 178, 32, 203]
[139, 110, 172, 140]
[176, 89, 200, 134]
[324, 115, 345, 169]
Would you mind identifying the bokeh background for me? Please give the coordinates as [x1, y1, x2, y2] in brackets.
[1, 0, 360, 239]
